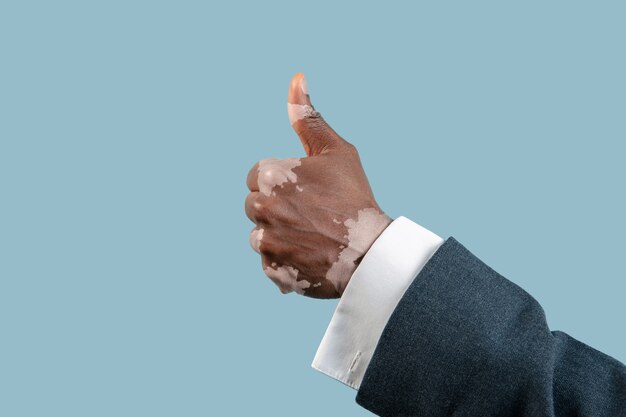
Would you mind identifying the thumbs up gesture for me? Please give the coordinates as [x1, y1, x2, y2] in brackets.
[245, 73, 392, 298]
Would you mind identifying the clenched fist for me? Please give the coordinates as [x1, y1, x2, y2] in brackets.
[245, 73, 392, 298]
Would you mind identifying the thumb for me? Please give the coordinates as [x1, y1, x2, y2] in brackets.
[287, 73, 350, 156]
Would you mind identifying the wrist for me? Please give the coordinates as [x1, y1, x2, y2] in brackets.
[333, 209, 393, 296]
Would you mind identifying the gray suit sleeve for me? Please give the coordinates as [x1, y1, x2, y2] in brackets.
[356, 237, 626, 416]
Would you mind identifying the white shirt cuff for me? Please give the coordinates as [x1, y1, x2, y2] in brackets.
[311, 216, 444, 390]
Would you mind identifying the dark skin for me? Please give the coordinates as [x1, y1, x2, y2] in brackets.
[245, 73, 391, 298]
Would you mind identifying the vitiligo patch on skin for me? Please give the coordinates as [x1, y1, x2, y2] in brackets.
[325, 208, 391, 294]
[249, 228, 264, 254]
[287, 74, 320, 125]
[296, 185, 303, 192]
[257, 158, 302, 197]
[287, 103, 318, 125]
[264, 265, 311, 295]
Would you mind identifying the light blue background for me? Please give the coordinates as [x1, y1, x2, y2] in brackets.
[1, 2, 624, 416]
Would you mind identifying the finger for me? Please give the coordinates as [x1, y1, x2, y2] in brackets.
[249, 226, 264, 254]
[254, 230, 281, 258]
[287, 72, 351, 156]
[245, 192, 257, 222]
[245, 191, 271, 224]
[246, 162, 260, 192]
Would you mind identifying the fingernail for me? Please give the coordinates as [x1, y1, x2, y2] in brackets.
[300, 74, 308, 95]
[289, 72, 307, 104]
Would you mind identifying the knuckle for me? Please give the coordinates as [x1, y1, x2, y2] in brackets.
[254, 198, 268, 216]
[246, 162, 260, 190]
[245, 192, 273, 222]
[344, 142, 358, 155]
[249, 227, 262, 254]
[261, 168, 275, 181]
[244, 193, 258, 220]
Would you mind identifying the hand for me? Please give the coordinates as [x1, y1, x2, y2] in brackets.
[245, 73, 392, 299]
